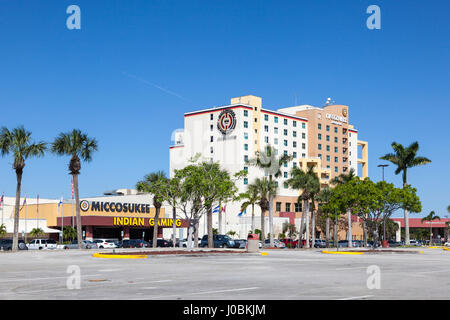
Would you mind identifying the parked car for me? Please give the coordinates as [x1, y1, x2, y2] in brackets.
[0, 239, 28, 251]
[63, 240, 97, 249]
[264, 239, 286, 248]
[409, 239, 421, 246]
[232, 239, 247, 249]
[176, 238, 202, 247]
[149, 239, 172, 247]
[280, 238, 299, 248]
[119, 239, 150, 248]
[338, 240, 349, 247]
[93, 239, 118, 249]
[200, 235, 235, 248]
[313, 239, 326, 248]
[388, 240, 403, 247]
[27, 239, 57, 250]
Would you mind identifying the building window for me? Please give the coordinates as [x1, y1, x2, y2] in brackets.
[284, 172, 288, 178]
[244, 121, 248, 128]
[335, 156, 338, 162]
[244, 166, 248, 173]
[264, 125, 268, 132]
[244, 155, 248, 162]
[334, 137, 338, 143]
[284, 129, 288, 136]
[293, 152, 297, 158]
[274, 138, 278, 145]
[285, 203, 291, 212]
[334, 127, 338, 133]
[276, 202, 281, 212]
[284, 140, 288, 146]
[326, 125, 330, 131]
[254, 118, 257, 123]
[318, 133, 322, 140]
[264, 136, 269, 143]
[335, 167, 338, 173]
[283, 162, 288, 168]
[326, 135, 330, 141]
[264, 114, 269, 121]
[283, 182, 288, 189]
[326, 145, 330, 152]
[334, 146, 338, 153]
[293, 162, 297, 168]
[302, 143, 306, 149]
[318, 144, 322, 150]
[302, 123, 306, 129]
[284, 119, 288, 125]
[295, 203, 301, 212]
[210, 147, 213, 153]
[210, 124, 213, 131]
[302, 153, 306, 158]
[293, 121, 297, 127]
[274, 117, 279, 123]
[302, 132, 306, 139]
[210, 114, 214, 120]
[244, 110, 248, 117]
[244, 144, 248, 151]
[293, 131, 297, 137]
[210, 136, 213, 142]
[244, 132, 248, 140]
[284, 150, 288, 156]
[326, 155, 330, 162]
[274, 127, 278, 134]
[318, 123, 322, 130]
[318, 154, 322, 159]
[244, 178, 248, 185]
[293, 141, 297, 148]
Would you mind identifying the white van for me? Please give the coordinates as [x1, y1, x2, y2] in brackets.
[27, 239, 58, 250]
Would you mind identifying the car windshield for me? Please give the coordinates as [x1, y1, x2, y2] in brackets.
[47, 240, 56, 244]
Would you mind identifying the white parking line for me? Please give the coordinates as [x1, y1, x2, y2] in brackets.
[0, 274, 102, 283]
[337, 295, 374, 300]
[142, 287, 261, 299]
[335, 267, 368, 271]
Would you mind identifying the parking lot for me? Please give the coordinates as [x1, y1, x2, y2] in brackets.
[0, 248, 449, 300]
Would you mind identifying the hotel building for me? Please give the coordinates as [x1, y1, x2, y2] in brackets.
[170, 95, 369, 238]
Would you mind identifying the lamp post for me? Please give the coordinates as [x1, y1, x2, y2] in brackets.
[378, 164, 389, 243]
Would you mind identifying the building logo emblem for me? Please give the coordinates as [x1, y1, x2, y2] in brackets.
[342, 109, 348, 117]
[80, 200, 89, 212]
[217, 109, 236, 134]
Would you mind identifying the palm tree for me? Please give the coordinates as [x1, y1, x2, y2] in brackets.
[421, 211, 440, 245]
[380, 141, 431, 245]
[29, 227, 45, 238]
[137, 171, 168, 248]
[331, 168, 357, 247]
[0, 224, 7, 238]
[316, 187, 333, 247]
[0, 126, 46, 251]
[252, 177, 277, 244]
[250, 145, 292, 247]
[286, 166, 320, 248]
[62, 226, 77, 241]
[237, 183, 260, 233]
[52, 129, 98, 249]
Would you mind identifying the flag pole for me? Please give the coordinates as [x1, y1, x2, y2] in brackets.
[24, 195, 27, 243]
[71, 179, 74, 227]
[61, 196, 64, 243]
[36, 194, 39, 229]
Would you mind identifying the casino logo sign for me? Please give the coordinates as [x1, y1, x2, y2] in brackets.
[217, 109, 237, 135]
[80, 200, 90, 212]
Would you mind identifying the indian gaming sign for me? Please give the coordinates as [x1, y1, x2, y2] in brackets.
[217, 109, 237, 135]
[80, 200, 151, 214]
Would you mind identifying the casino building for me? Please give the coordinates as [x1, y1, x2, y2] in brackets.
[8, 191, 189, 241]
[170, 95, 369, 239]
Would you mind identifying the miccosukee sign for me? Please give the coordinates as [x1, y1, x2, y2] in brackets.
[113, 217, 182, 227]
[80, 200, 151, 214]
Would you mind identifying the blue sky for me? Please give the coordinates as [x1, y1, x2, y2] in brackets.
[0, 0, 449, 218]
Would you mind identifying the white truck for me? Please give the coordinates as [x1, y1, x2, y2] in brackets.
[27, 239, 58, 250]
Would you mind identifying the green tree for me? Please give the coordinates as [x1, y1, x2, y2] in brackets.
[0, 126, 46, 251]
[62, 226, 77, 241]
[52, 129, 98, 249]
[421, 211, 441, 245]
[250, 145, 292, 247]
[137, 171, 168, 248]
[286, 166, 319, 248]
[251, 177, 277, 244]
[331, 168, 357, 247]
[380, 141, 431, 244]
[29, 228, 45, 238]
[0, 224, 6, 238]
[237, 183, 260, 233]
[316, 187, 333, 247]
[226, 230, 237, 238]
[163, 177, 182, 248]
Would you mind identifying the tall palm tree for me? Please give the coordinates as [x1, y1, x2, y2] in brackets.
[252, 177, 277, 244]
[317, 187, 333, 247]
[250, 145, 292, 247]
[380, 141, 431, 245]
[421, 211, 440, 245]
[0, 126, 46, 251]
[331, 168, 357, 247]
[287, 166, 320, 248]
[137, 171, 168, 248]
[52, 129, 98, 249]
[237, 183, 260, 233]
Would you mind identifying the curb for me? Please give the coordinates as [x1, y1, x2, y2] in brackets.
[322, 250, 364, 255]
[92, 253, 148, 259]
[443, 248, 450, 251]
